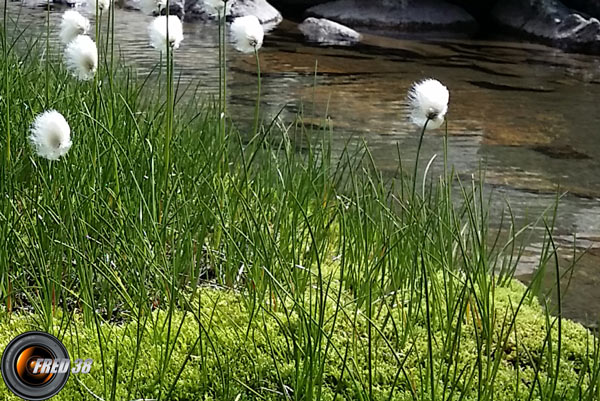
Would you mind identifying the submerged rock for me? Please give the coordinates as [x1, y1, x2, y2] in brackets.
[305, 0, 477, 34]
[492, 0, 600, 53]
[298, 17, 361, 45]
[530, 143, 591, 160]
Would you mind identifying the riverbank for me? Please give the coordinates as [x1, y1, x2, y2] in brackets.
[1, 6, 599, 400]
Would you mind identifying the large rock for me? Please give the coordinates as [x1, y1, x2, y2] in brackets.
[305, 0, 477, 33]
[187, 0, 283, 25]
[230, 0, 283, 26]
[123, 0, 187, 18]
[121, 0, 186, 16]
[183, 0, 214, 20]
[169, 0, 185, 17]
[298, 17, 361, 45]
[23, 0, 83, 7]
[125, 0, 282, 25]
[269, 0, 326, 8]
[492, 0, 600, 53]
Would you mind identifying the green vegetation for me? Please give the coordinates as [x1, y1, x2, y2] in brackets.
[1, 5, 599, 401]
[0, 281, 598, 401]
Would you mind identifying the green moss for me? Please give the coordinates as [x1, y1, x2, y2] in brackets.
[0, 279, 596, 401]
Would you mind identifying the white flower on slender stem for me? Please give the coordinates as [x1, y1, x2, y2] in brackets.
[88, 0, 110, 13]
[408, 79, 449, 130]
[29, 110, 72, 161]
[203, 0, 229, 17]
[140, 0, 167, 16]
[148, 15, 184, 51]
[60, 10, 90, 45]
[64, 35, 98, 81]
[230, 15, 264, 53]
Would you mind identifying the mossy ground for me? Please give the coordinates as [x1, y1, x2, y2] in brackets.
[0, 278, 594, 401]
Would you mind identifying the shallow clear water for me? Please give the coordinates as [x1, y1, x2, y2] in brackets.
[4, 4, 600, 326]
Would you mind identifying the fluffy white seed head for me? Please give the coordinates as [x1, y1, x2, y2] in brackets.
[64, 35, 98, 81]
[230, 15, 264, 53]
[29, 110, 72, 161]
[408, 79, 449, 130]
[148, 16, 184, 51]
[203, 0, 230, 17]
[140, 0, 167, 16]
[88, 0, 110, 13]
[60, 10, 90, 45]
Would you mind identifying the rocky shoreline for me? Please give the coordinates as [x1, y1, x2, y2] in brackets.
[23, 0, 600, 53]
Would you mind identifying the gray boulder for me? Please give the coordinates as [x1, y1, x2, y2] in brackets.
[305, 0, 477, 34]
[123, 0, 186, 18]
[121, 0, 138, 9]
[124, 0, 281, 24]
[22, 0, 82, 6]
[298, 17, 360, 45]
[183, 0, 213, 20]
[185, 0, 282, 25]
[492, 0, 600, 53]
[230, 0, 282, 26]
[171, 0, 185, 17]
[56, 0, 81, 5]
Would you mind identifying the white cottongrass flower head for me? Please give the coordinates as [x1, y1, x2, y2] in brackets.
[88, 0, 110, 13]
[203, 0, 230, 17]
[29, 110, 72, 161]
[407, 79, 449, 130]
[230, 15, 264, 53]
[64, 35, 98, 81]
[140, 0, 167, 16]
[148, 16, 184, 51]
[60, 10, 90, 45]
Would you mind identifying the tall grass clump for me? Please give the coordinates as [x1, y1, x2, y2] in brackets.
[0, 4, 599, 401]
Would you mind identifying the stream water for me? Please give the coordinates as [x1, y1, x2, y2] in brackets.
[4, 4, 600, 327]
